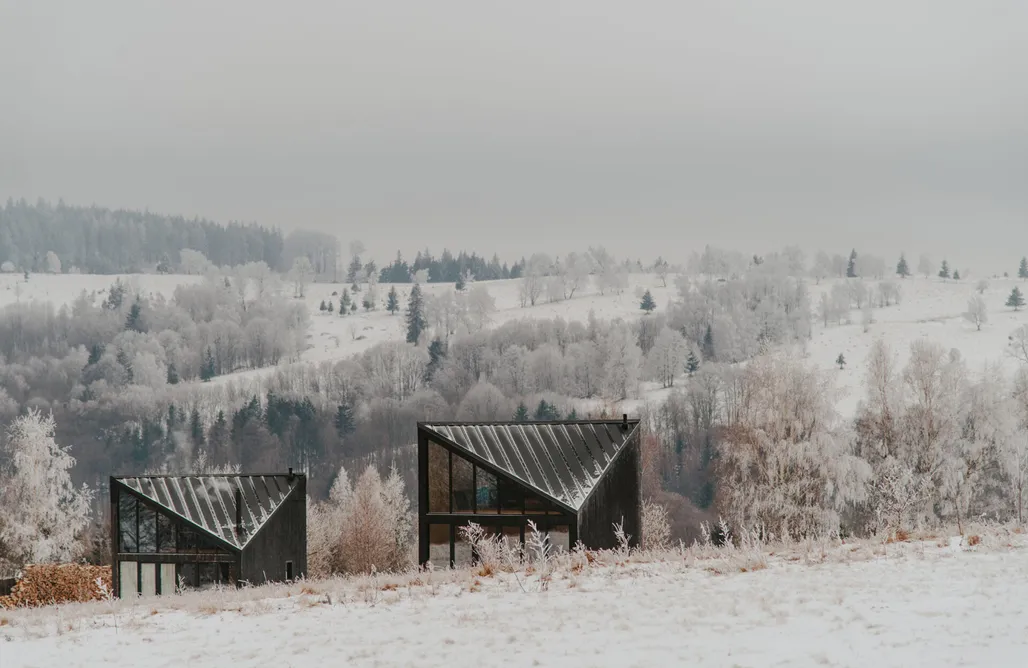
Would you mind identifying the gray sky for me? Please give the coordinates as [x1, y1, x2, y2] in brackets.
[2, 1, 1026, 272]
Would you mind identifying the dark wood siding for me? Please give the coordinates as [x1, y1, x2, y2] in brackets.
[577, 432, 642, 550]
[240, 475, 307, 585]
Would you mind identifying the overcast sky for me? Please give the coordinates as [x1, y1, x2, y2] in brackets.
[2, 1, 1026, 272]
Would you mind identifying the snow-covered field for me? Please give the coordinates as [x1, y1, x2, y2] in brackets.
[3, 270, 1027, 418]
[3, 531, 1026, 667]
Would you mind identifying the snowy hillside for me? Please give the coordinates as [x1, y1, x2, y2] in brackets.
[3, 531, 1026, 667]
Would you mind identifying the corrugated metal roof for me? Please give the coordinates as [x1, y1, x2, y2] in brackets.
[421, 421, 639, 511]
[115, 474, 300, 550]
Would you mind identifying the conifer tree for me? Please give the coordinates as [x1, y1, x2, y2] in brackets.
[406, 282, 427, 344]
[847, 249, 858, 278]
[327, 300, 334, 313]
[640, 290, 657, 313]
[350, 302, 358, 314]
[166, 362, 180, 385]
[953, 269, 960, 280]
[362, 295, 373, 311]
[939, 260, 950, 279]
[125, 298, 143, 331]
[1007, 286, 1026, 311]
[426, 338, 446, 381]
[334, 404, 355, 437]
[190, 407, 205, 448]
[686, 349, 700, 375]
[566, 408, 579, 420]
[200, 347, 217, 381]
[1019, 257, 1028, 280]
[340, 289, 351, 315]
[702, 324, 716, 362]
[455, 272, 466, 291]
[387, 286, 399, 314]
[87, 343, 104, 366]
[533, 400, 560, 421]
[896, 253, 910, 278]
[836, 353, 846, 369]
[319, 299, 327, 312]
[513, 402, 529, 422]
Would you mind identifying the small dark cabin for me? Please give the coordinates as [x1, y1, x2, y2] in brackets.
[110, 472, 307, 598]
[418, 416, 641, 568]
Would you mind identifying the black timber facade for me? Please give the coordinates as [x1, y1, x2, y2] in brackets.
[110, 472, 307, 598]
[417, 418, 641, 567]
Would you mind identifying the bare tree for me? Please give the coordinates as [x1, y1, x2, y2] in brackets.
[290, 256, 315, 298]
[963, 295, 988, 331]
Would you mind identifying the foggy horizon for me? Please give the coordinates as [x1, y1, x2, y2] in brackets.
[3, 1, 1027, 272]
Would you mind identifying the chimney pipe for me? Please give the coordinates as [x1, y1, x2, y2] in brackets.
[622, 413, 628, 429]
[288, 467, 294, 480]
[235, 487, 242, 538]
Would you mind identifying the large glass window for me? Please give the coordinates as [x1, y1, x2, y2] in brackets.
[428, 441, 450, 513]
[119, 494, 137, 553]
[451, 454, 474, 513]
[138, 505, 157, 553]
[429, 524, 450, 567]
[454, 524, 473, 567]
[157, 513, 176, 553]
[475, 467, 498, 513]
[498, 477, 523, 514]
[524, 490, 547, 514]
[548, 525, 570, 554]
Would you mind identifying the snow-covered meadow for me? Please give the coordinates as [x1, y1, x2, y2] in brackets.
[3, 528, 1026, 667]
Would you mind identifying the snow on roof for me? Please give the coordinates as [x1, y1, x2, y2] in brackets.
[115, 474, 300, 550]
[420, 420, 639, 511]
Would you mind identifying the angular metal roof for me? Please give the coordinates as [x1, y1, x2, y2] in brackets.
[420, 420, 639, 511]
[115, 474, 301, 550]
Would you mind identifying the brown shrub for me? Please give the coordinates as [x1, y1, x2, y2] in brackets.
[967, 535, 981, 547]
[0, 564, 112, 609]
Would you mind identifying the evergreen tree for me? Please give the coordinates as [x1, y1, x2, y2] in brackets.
[534, 400, 561, 421]
[166, 361, 180, 385]
[566, 408, 579, 420]
[190, 407, 205, 447]
[340, 289, 351, 315]
[208, 410, 228, 452]
[334, 403, 356, 437]
[846, 249, 858, 278]
[939, 260, 950, 279]
[387, 286, 400, 314]
[455, 272, 466, 291]
[952, 269, 960, 280]
[87, 343, 104, 366]
[640, 290, 657, 313]
[319, 299, 327, 312]
[116, 348, 133, 382]
[362, 295, 373, 311]
[327, 300, 334, 313]
[200, 347, 217, 381]
[896, 253, 910, 278]
[836, 353, 846, 370]
[1020, 257, 1028, 280]
[1007, 286, 1026, 311]
[701, 324, 715, 362]
[686, 349, 700, 375]
[513, 402, 530, 422]
[426, 338, 447, 381]
[346, 255, 363, 283]
[350, 302, 358, 314]
[406, 282, 427, 344]
[125, 298, 143, 331]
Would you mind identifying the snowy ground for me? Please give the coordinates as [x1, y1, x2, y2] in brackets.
[3, 270, 1027, 418]
[3, 531, 1026, 667]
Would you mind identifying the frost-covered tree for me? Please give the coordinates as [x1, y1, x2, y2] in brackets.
[1019, 257, 1028, 280]
[976, 279, 990, 295]
[640, 290, 657, 313]
[1007, 287, 1026, 311]
[653, 256, 671, 287]
[179, 248, 212, 275]
[0, 409, 93, 564]
[918, 254, 935, 279]
[938, 260, 950, 280]
[465, 285, 496, 332]
[846, 249, 858, 278]
[896, 253, 910, 278]
[327, 465, 414, 574]
[45, 250, 61, 274]
[811, 251, 832, 284]
[560, 252, 592, 299]
[406, 283, 427, 344]
[963, 295, 988, 331]
[601, 323, 642, 400]
[386, 286, 399, 314]
[646, 327, 687, 388]
[290, 256, 315, 298]
[456, 380, 511, 421]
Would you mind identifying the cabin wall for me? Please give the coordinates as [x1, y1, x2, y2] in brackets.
[240, 476, 307, 585]
[577, 433, 642, 550]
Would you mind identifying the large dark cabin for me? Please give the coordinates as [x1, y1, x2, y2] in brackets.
[417, 416, 642, 567]
[110, 472, 307, 598]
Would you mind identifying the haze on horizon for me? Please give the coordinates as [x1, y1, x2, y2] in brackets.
[2, 1, 1026, 272]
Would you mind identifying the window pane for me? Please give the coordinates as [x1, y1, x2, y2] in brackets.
[178, 528, 198, 551]
[475, 467, 498, 513]
[451, 454, 474, 513]
[118, 494, 137, 553]
[428, 441, 449, 513]
[498, 477, 523, 514]
[454, 524, 473, 568]
[138, 505, 157, 553]
[178, 563, 197, 590]
[157, 513, 176, 553]
[199, 563, 220, 589]
[524, 490, 547, 514]
[429, 524, 450, 568]
[549, 525, 570, 554]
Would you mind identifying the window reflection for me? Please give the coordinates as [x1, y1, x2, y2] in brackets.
[498, 477, 523, 514]
[454, 524, 473, 567]
[451, 455, 474, 513]
[157, 513, 175, 553]
[475, 467, 498, 513]
[524, 490, 547, 514]
[548, 525, 570, 554]
[429, 524, 449, 567]
[428, 441, 449, 513]
[138, 505, 157, 553]
[119, 494, 137, 553]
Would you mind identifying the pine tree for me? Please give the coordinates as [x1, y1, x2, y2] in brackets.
[387, 286, 400, 314]
[116, 349, 133, 382]
[406, 282, 427, 344]
[513, 402, 529, 422]
[190, 407, 205, 447]
[125, 299, 143, 331]
[426, 338, 446, 381]
[455, 273, 466, 291]
[836, 353, 846, 370]
[939, 260, 950, 279]
[327, 300, 334, 313]
[340, 289, 352, 315]
[1020, 257, 1028, 280]
[200, 347, 217, 381]
[847, 249, 858, 278]
[702, 324, 715, 362]
[1007, 286, 1026, 311]
[640, 290, 657, 313]
[347, 255, 363, 283]
[208, 410, 228, 452]
[686, 349, 700, 375]
[319, 299, 327, 312]
[953, 269, 960, 280]
[87, 343, 104, 366]
[566, 408, 579, 420]
[533, 400, 561, 421]
[896, 253, 910, 278]
[166, 361, 180, 385]
[362, 296, 373, 311]
[334, 403, 355, 437]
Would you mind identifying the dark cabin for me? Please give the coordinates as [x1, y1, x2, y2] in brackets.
[417, 416, 641, 568]
[110, 471, 307, 598]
